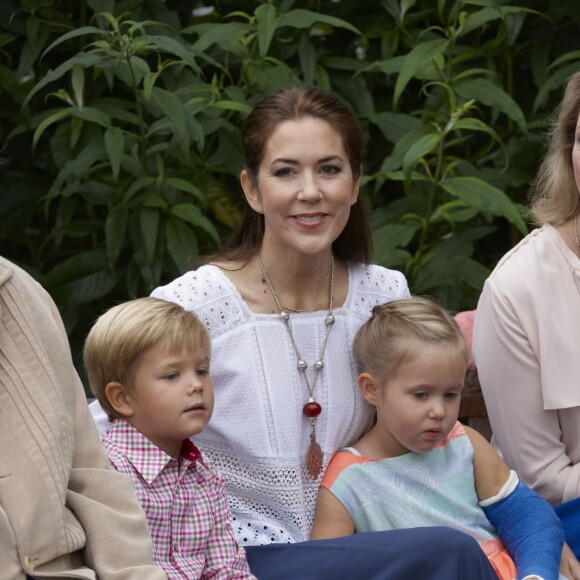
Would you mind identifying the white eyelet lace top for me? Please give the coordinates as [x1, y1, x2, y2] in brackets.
[91, 262, 409, 545]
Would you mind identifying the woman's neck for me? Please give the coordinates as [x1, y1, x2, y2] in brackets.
[213, 250, 349, 314]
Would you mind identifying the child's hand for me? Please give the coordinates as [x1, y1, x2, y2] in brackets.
[560, 542, 580, 579]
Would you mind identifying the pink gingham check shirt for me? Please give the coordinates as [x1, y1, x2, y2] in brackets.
[102, 420, 255, 579]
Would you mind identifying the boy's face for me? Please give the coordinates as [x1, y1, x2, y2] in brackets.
[128, 340, 214, 458]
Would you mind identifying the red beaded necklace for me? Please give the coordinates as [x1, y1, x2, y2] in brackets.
[256, 253, 335, 478]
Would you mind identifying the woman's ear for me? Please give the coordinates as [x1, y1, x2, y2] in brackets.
[358, 372, 381, 406]
[351, 171, 362, 206]
[105, 381, 135, 418]
[241, 169, 263, 214]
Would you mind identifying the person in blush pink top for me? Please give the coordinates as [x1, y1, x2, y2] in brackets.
[473, 71, 580, 579]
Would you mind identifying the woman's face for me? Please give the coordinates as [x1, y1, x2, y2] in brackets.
[241, 117, 360, 260]
[573, 112, 580, 195]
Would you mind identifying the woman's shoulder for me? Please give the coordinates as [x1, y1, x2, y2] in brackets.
[484, 224, 568, 302]
[346, 263, 410, 316]
[151, 264, 234, 303]
[151, 264, 248, 335]
[488, 225, 559, 282]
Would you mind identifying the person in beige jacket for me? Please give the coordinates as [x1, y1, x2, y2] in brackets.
[0, 255, 166, 579]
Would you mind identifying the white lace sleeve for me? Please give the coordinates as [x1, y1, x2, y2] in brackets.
[89, 399, 113, 436]
[150, 266, 248, 338]
[348, 263, 410, 319]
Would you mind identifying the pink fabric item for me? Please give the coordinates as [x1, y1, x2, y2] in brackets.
[454, 310, 477, 371]
[102, 420, 254, 579]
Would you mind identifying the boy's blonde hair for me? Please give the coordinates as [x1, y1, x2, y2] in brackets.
[353, 297, 468, 381]
[84, 297, 210, 420]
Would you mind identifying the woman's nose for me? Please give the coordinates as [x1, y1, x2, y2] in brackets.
[298, 172, 323, 201]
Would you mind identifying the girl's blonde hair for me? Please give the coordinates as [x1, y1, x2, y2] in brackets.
[84, 297, 210, 420]
[529, 71, 580, 225]
[353, 297, 468, 381]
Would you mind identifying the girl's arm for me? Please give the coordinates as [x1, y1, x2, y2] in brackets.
[465, 425, 510, 501]
[466, 426, 564, 580]
[310, 487, 355, 540]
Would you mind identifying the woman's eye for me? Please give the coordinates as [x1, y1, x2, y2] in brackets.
[320, 165, 340, 175]
[273, 167, 294, 177]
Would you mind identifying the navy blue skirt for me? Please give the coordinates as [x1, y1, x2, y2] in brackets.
[245, 527, 497, 579]
[556, 497, 580, 557]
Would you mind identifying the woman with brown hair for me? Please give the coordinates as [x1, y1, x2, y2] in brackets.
[92, 85, 497, 578]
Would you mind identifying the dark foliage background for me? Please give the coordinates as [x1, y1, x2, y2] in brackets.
[1, 0, 579, 381]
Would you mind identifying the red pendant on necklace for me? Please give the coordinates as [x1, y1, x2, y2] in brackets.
[303, 401, 322, 417]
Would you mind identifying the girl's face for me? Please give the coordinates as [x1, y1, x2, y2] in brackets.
[241, 117, 359, 260]
[366, 345, 466, 458]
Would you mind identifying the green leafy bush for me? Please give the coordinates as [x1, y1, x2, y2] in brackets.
[1, 0, 579, 370]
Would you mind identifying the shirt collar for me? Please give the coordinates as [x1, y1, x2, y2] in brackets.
[106, 420, 201, 484]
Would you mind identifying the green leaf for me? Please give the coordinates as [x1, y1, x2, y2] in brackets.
[373, 223, 419, 268]
[17, 15, 50, 82]
[104, 127, 124, 181]
[166, 218, 199, 271]
[428, 227, 495, 259]
[298, 31, 316, 85]
[164, 178, 205, 204]
[152, 87, 204, 153]
[255, 3, 278, 58]
[393, 39, 449, 107]
[140, 206, 160, 263]
[32, 108, 73, 150]
[140, 35, 202, 74]
[366, 111, 422, 144]
[105, 206, 128, 266]
[438, 176, 527, 234]
[71, 64, 85, 108]
[43, 249, 115, 306]
[210, 100, 252, 113]
[279, 9, 361, 35]
[47, 141, 107, 200]
[192, 22, 248, 53]
[42, 26, 105, 58]
[454, 78, 527, 134]
[143, 71, 158, 102]
[124, 176, 156, 203]
[533, 62, 580, 113]
[414, 256, 490, 293]
[402, 132, 441, 174]
[459, 7, 502, 36]
[24, 52, 104, 107]
[71, 106, 111, 127]
[171, 204, 220, 243]
[449, 118, 501, 141]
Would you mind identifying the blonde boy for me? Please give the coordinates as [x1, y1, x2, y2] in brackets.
[84, 297, 255, 579]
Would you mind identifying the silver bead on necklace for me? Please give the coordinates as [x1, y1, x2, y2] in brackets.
[256, 253, 335, 478]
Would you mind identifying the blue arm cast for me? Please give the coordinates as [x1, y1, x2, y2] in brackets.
[482, 479, 564, 580]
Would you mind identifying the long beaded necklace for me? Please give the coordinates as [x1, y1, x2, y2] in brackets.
[279, 266, 332, 313]
[256, 253, 335, 478]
